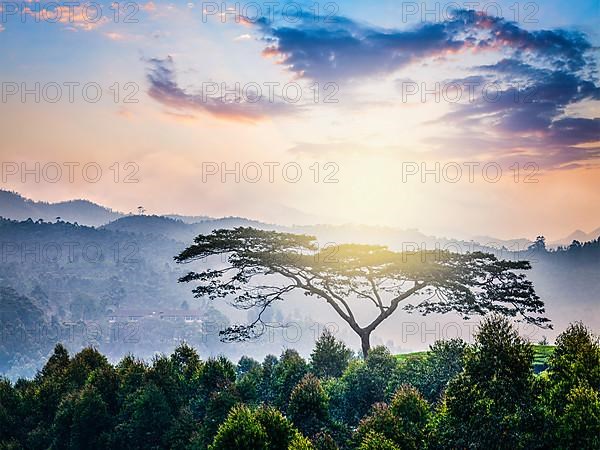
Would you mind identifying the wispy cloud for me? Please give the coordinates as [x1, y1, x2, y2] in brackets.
[145, 56, 295, 122]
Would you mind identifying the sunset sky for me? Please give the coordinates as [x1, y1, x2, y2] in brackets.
[1, 0, 598, 240]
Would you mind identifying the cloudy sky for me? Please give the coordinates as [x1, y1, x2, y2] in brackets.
[0, 0, 598, 239]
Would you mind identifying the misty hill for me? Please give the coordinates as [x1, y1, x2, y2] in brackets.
[102, 215, 282, 242]
[4, 190, 597, 253]
[0, 190, 123, 226]
[101, 215, 198, 241]
[0, 217, 328, 378]
[0, 190, 277, 231]
[550, 227, 600, 247]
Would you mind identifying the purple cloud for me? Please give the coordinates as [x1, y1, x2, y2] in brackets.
[251, 10, 594, 82]
[145, 56, 295, 122]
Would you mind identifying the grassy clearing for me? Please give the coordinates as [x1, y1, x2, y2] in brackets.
[395, 345, 555, 373]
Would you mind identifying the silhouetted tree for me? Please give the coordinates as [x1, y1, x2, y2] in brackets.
[529, 235, 547, 252]
[176, 228, 549, 356]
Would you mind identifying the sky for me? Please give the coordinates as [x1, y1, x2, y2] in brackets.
[0, 0, 599, 240]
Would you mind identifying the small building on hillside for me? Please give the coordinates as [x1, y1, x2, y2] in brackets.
[107, 309, 203, 324]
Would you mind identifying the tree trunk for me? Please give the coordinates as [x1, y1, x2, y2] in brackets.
[359, 331, 371, 358]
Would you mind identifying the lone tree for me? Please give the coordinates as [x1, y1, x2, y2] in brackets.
[175, 228, 550, 356]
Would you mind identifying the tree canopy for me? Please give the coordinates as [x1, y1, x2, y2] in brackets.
[176, 227, 550, 355]
[1, 321, 597, 449]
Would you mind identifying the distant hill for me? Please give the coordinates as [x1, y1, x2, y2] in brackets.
[101, 215, 197, 241]
[0, 217, 333, 378]
[4, 190, 597, 253]
[466, 230, 600, 251]
[550, 228, 600, 247]
[0, 190, 278, 232]
[102, 215, 281, 242]
[0, 190, 123, 226]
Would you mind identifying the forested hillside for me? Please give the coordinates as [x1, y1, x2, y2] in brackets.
[0, 218, 322, 378]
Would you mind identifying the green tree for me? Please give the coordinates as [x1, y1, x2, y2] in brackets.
[260, 354, 279, 405]
[332, 346, 398, 425]
[389, 339, 467, 403]
[192, 356, 237, 419]
[0, 378, 22, 446]
[354, 386, 429, 450]
[85, 366, 120, 415]
[170, 342, 202, 393]
[65, 347, 111, 389]
[36, 344, 71, 423]
[433, 315, 537, 449]
[51, 387, 112, 450]
[200, 385, 242, 447]
[189, 355, 240, 447]
[288, 433, 315, 449]
[310, 330, 353, 379]
[209, 405, 311, 450]
[556, 385, 600, 449]
[147, 354, 183, 413]
[357, 431, 400, 450]
[40, 344, 70, 380]
[273, 350, 309, 411]
[354, 403, 396, 447]
[209, 405, 268, 450]
[542, 322, 600, 448]
[424, 339, 467, 402]
[237, 356, 261, 377]
[163, 407, 198, 450]
[115, 355, 148, 402]
[312, 432, 339, 450]
[545, 322, 600, 413]
[176, 228, 548, 356]
[113, 383, 174, 450]
[387, 385, 429, 449]
[255, 405, 300, 449]
[236, 357, 263, 405]
[288, 374, 330, 438]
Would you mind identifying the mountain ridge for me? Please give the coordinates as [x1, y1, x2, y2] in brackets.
[2, 189, 598, 248]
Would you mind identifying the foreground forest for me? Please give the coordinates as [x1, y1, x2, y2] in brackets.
[0, 317, 598, 450]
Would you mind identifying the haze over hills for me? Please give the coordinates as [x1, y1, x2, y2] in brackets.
[0, 189, 599, 379]
[3, 189, 596, 249]
[0, 190, 220, 229]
